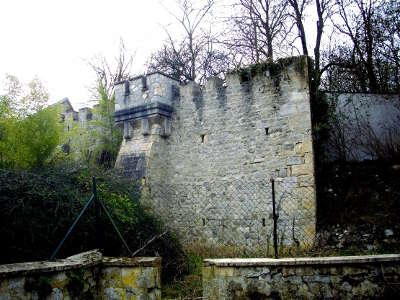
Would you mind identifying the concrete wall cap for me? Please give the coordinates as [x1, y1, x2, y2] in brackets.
[204, 254, 400, 267]
[0, 250, 161, 278]
[102, 256, 162, 267]
[0, 250, 102, 278]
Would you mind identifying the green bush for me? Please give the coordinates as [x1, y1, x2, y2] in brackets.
[0, 106, 62, 169]
[0, 167, 185, 282]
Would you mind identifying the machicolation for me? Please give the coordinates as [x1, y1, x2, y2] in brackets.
[113, 55, 316, 249]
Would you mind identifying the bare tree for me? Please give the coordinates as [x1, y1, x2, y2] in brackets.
[322, 0, 399, 93]
[224, 0, 289, 63]
[165, 0, 215, 81]
[374, 0, 400, 93]
[87, 39, 134, 98]
[287, 0, 310, 56]
[334, 0, 379, 92]
[148, 35, 192, 82]
[148, 0, 231, 83]
[148, 33, 231, 83]
[284, 0, 337, 93]
[313, 0, 335, 88]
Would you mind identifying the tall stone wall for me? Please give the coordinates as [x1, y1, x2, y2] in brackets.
[114, 56, 316, 249]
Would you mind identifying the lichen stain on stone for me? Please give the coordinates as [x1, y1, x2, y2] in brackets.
[51, 272, 68, 289]
[121, 268, 138, 287]
[102, 267, 123, 288]
[202, 266, 215, 281]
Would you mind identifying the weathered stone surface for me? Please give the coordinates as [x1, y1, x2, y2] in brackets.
[203, 254, 400, 299]
[326, 93, 400, 161]
[0, 252, 161, 300]
[114, 56, 317, 248]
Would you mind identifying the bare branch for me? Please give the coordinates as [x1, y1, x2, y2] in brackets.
[131, 231, 168, 257]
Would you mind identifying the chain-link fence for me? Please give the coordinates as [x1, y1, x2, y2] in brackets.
[273, 178, 316, 257]
[147, 176, 316, 258]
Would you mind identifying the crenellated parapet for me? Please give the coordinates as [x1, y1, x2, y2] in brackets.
[113, 56, 316, 249]
[114, 72, 179, 139]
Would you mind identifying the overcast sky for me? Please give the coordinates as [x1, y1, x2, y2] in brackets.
[0, 0, 319, 109]
[0, 0, 178, 108]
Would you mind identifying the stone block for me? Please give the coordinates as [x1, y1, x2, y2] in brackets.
[279, 103, 297, 116]
[291, 163, 313, 176]
[141, 119, 150, 135]
[104, 287, 124, 300]
[216, 267, 235, 277]
[121, 268, 138, 287]
[113, 57, 316, 248]
[203, 266, 215, 282]
[287, 156, 304, 166]
[162, 118, 171, 137]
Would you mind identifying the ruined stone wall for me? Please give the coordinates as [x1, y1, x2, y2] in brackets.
[202, 254, 400, 299]
[0, 251, 161, 300]
[114, 56, 316, 249]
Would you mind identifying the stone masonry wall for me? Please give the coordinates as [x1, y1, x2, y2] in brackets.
[101, 257, 161, 300]
[114, 56, 316, 249]
[202, 254, 400, 299]
[0, 251, 161, 300]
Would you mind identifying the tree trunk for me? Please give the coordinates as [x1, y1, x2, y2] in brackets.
[289, 0, 308, 56]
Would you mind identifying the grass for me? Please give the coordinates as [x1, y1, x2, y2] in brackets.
[162, 252, 203, 300]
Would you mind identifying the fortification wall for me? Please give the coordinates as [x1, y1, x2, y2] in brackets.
[114, 56, 316, 249]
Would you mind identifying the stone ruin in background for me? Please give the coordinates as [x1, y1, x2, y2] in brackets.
[113, 56, 316, 251]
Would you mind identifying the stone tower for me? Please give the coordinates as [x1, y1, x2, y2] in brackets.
[114, 56, 316, 250]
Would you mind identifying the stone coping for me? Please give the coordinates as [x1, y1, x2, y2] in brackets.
[204, 254, 400, 267]
[102, 257, 161, 267]
[115, 71, 180, 85]
[0, 250, 160, 278]
[0, 250, 102, 278]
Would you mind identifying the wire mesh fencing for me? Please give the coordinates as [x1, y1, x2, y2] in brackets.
[272, 177, 316, 257]
[147, 176, 316, 258]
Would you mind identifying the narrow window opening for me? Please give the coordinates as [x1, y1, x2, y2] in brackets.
[141, 76, 148, 91]
[202, 218, 206, 226]
[124, 80, 130, 96]
[265, 128, 269, 135]
[262, 218, 266, 227]
[201, 134, 206, 143]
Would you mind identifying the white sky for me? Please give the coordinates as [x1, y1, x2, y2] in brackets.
[0, 0, 320, 109]
[0, 0, 175, 108]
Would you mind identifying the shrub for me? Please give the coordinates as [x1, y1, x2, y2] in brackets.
[0, 167, 185, 282]
[0, 106, 62, 169]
